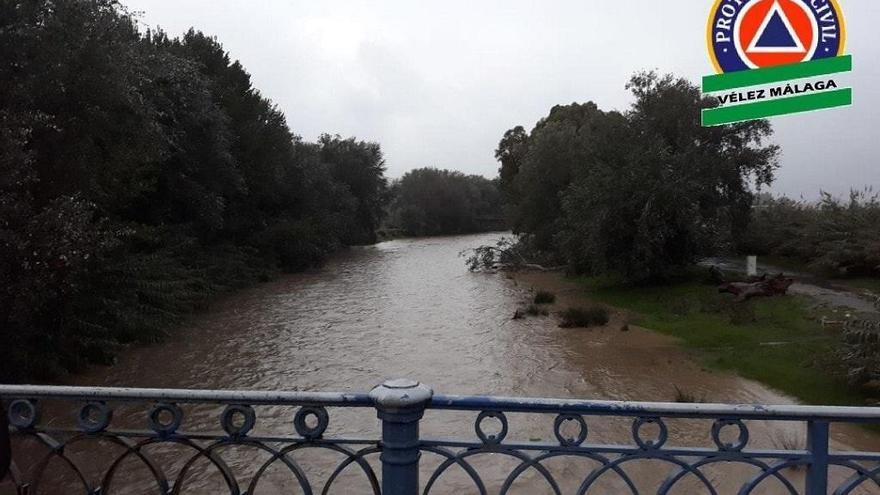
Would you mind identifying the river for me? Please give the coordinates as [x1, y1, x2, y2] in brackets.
[18, 233, 880, 494]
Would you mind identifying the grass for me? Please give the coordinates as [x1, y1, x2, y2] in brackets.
[575, 274, 870, 407]
[559, 306, 610, 329]
[534, 290, 557, 305]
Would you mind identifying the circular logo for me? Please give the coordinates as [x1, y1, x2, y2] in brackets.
[707, 0, 846, 73]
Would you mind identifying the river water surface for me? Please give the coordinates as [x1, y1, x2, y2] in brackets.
[16, 233, 880, 494]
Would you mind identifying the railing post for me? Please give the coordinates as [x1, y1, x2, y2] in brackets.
[370, 379, 433, 495]
[806, 421, 830, 495]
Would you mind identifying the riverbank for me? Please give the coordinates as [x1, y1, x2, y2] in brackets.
[45, 233, 880, 489]
[513, 270, 874, 408]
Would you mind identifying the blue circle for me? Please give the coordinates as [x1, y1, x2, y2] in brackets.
[710, 0, 844, 73]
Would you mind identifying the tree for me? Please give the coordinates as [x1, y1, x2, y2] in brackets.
[0, 0, 389, 381]
[498, 72, 779, 281]
[387, 168, 502, 236]
[507, 102, 612, 252]
[495, 126, 529, 198]
[741, 190, 880, 277]
[318, 135, 388, 245]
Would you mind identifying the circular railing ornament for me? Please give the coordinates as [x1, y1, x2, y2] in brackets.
[148, 403, 183, 435]
[711, 419, 750, 452]
[475, 411, 508, 446]
[8, 400, 40, 430]
[294, 406, 329, 440]
[632, 417, 668, 450]
[554, 414, 588, 447]
[77, 402, 113, 434]
[220, 405, 256, 438]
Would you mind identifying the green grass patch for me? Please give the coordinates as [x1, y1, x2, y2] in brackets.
[575, 275, 868, 406]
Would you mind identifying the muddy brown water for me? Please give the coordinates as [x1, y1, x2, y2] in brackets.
[5, 233, 880, 494]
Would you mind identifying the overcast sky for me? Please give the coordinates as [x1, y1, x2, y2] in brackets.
[122, 0, 878, 198]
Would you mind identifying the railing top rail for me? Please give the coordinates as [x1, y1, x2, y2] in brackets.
[3, 384, 880, 423]
[429, 394, 880, 422]
[0, 384, 372, 407]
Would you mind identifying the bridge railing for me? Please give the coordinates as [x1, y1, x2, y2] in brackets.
[2, 379, 880, 494]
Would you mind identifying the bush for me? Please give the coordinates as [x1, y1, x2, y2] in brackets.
[559, 306, 610, 328]
[534, 291, 556, 304]
[838, 325, 880, 392]
[741, 191, 880, 278]
[525, 304, 549, 316]
[673, 386, 705, 403]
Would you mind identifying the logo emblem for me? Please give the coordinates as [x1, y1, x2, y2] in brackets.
[708, 0, 846, 73]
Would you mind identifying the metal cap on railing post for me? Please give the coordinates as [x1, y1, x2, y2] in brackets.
[370, 379, 433, 495]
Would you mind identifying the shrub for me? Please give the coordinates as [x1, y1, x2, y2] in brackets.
[525, 304, 549, 316]
[559, 306, 610, 328]
[534, 291, 556, 304]
[741, 191, 880, 278]
[837, 325, 880, 392]
[673, 386, 705, 403]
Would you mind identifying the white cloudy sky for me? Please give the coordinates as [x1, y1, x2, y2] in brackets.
[122, 0, 879, 198]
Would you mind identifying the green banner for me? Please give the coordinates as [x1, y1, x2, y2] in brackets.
[702, 88, 852, 126]
[701, 56, 853, 127]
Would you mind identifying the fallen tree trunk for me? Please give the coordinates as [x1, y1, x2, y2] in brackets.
[718, 274, 794, 302]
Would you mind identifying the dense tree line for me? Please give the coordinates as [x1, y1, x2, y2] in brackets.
[497, 72, 780, 281]
[738, 192, 880, 391]
[740, 191, 880, 277]
[385, 168, 503, 236]
[0, 0, 387, 381]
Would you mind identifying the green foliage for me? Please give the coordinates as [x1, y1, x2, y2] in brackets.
[0, 0, 387, 382]
[839, 327, 880, 390]
[741, 190, 880, 277]
[317, 134, 388, 245]
[386, 168, 503, 237]
[499, 72, 779, 281]
[495, 126, 529, 211]
[558, 306, 610, 328]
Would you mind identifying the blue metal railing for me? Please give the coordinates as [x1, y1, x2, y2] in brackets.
[1, 379, 880, 494]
